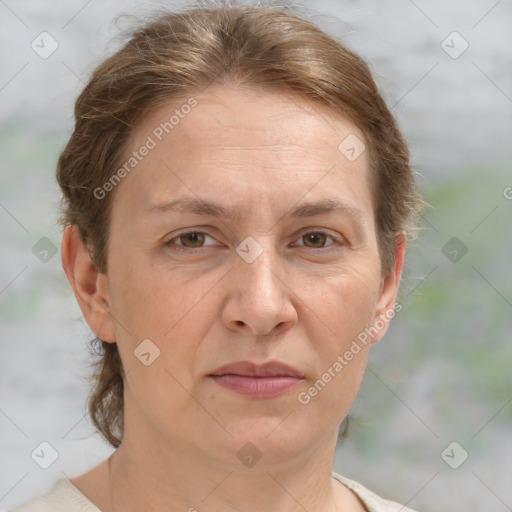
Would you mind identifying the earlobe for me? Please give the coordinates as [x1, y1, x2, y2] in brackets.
[370, 232, 406, 344]
[61, 225, 117, 342]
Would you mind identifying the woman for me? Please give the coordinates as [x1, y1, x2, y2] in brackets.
[11, 2, 425, 511]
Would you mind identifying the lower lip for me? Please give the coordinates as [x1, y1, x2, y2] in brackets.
[209, 374, 302, 398]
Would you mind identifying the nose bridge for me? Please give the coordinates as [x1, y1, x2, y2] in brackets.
[235, 233, 281, 302]
[226, 232, 296, 335]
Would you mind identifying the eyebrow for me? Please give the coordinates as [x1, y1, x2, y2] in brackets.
[148, 197, 364, 223]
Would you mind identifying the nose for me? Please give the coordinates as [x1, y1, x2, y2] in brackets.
[221, 237, 298, 336]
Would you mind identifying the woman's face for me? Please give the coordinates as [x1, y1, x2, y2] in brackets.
[92, 84, 402, 469]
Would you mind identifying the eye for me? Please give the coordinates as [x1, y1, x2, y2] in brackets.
[294, 230, 341, 250]
[165, 231, 218, 251]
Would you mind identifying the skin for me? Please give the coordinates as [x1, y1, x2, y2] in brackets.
[62, 84, 405, 512]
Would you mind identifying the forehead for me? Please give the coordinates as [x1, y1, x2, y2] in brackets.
[140, 84, 365, 155]
[112, 84, 372, 226]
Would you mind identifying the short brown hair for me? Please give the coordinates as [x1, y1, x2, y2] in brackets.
[57, 1, 425, 448]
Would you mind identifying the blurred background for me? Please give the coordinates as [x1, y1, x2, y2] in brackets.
[0, 1, 511, 511]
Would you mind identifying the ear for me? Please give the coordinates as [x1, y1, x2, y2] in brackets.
[61, 225, 116, 342]
[369, 232, 406, 344]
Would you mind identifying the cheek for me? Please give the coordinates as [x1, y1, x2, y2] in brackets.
[313, 265, 380, 337]
[298, 287, 373, 426]
[301, 267, 379, 398]
[107, 252, 213, 339]
[107, 257, 219, 395]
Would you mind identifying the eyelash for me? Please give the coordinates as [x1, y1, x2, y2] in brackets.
[165, 229, 343, 253]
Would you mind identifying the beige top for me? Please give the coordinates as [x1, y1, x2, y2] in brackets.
[10, 472, 418, 512]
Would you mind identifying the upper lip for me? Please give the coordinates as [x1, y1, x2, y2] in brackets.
[209, 360, 304, 378]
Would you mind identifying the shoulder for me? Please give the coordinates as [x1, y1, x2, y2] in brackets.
[332, 472, 420, 512]
[9, 479, 101, 512]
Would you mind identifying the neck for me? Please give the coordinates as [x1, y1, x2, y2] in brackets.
[106, 422, 342, 512]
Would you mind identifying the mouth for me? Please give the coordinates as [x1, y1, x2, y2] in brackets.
[208, 360, 304, 398]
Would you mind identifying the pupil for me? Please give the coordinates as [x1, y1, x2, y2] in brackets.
[186, 232, 203, 246]
[307, 233, 324, 247]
